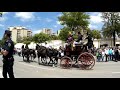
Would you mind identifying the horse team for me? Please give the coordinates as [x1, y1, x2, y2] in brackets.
[21, 44, 60, 67]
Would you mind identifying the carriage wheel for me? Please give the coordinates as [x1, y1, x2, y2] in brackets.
[60, 56, 72, 69]
[77, 52, 95, 70]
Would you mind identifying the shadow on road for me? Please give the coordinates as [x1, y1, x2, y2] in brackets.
[19, 60, 58, 67]
[19, 60, 38, 63]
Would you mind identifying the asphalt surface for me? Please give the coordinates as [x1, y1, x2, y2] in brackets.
[0, 55, 120, 78]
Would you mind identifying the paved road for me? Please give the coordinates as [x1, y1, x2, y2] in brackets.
[0, 55, 120, 78]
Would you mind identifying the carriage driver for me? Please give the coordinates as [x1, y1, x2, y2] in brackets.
[76, 32, 83, 43]
[72, 31, 83, 48]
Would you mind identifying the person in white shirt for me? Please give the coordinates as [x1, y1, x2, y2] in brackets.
[105, 47, 109, 62]
[45, 44, 49, 48]
[102, 49, 105, 61]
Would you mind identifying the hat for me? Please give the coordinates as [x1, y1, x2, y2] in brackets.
[5, 30, 11, 34]
[4, 30, 11, 36]
[78, 32, 81, 34]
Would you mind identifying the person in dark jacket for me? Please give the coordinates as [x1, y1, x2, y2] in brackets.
[86, 32, 93, 50]
[1, 30, 15, 78]
[76, 32, 83, 42]
[114, 47, 119, 62]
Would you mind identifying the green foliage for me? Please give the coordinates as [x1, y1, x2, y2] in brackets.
[50, 35, 59, 40]
[0, 40, 2, 47]
[101, 12, 120, 46]
[91, 30, 101, 39]
[17, 36, 23, 43]
[23, 41, 31, 45]
[33, 33, 50, 43]
[58, 27, 72, 41]
[58, 12, 90, 33]
[102, 25, 113, 38]
[0, 37, 6, 47]
[102, 12, 120, 38]
[73, 35, 78, 40]
[22, 36, 33, 45]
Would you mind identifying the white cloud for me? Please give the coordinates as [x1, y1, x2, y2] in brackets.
[36, 17, 41, 21]
[0, 24, 4, 27]
[54, 25, 57, 28]
[45, 18, 52, 22]
[15, 12, 35, 22]
[88, 24, 98, 29]
[88, 12, 104, 30]
[33, 30, 42, 34]
[90, 12, 103, 23]
[0, 16, 7, 22]
[89, 12, 100, 16]
[57, 14, 62, 17]
[56, 21, 61, 25]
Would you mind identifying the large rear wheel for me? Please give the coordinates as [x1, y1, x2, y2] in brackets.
[77, 52, 95, 70]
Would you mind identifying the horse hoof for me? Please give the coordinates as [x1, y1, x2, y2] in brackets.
[27, 61, 30, 63]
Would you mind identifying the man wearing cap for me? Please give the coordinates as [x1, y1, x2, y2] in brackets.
[1, 30, 15, 78]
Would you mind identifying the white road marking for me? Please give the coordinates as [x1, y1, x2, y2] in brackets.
[18, 62, 55, 71]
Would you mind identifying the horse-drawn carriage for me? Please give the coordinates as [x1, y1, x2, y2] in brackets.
[60, 42, 95, 70]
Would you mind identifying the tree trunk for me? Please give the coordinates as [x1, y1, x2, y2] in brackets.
[113, 30, 116, 46]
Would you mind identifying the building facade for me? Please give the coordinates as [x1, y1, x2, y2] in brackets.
[41, 28, 52, 35]
[8, 26, 32, 43]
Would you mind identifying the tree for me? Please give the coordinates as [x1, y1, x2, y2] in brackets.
[0, 40, 2, 47]
[50, 35, 59, 40]
[32, 34, 39, 43]
[22, 36, 33, 45]
[58, 12, 90, 34]
[101, 12, 120, 46]
[33, 33, 50, 43]
[0, 37, 6, 47]
[91, 30, 101, 39]
[58, 27, 71, 41]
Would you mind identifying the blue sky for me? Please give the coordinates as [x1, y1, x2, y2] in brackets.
[0, 12, 104, 39]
